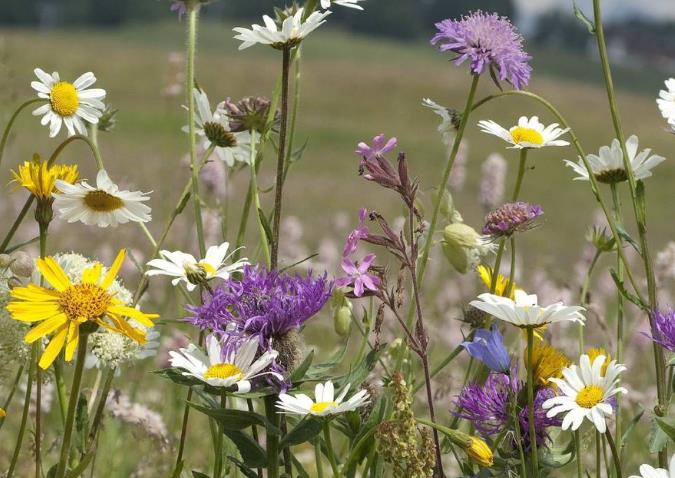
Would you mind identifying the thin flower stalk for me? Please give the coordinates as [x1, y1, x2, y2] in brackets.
[526, 326, 540, 477]
[249, 129, 271, 267]
[6, 349, 35, 478]
[0, 98, 45, 170]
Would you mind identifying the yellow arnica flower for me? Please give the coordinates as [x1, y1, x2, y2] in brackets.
[7, 249, 158, 370]
[465, 436, 493, 467]
[477, 264, 516, 299]
[586, 347, 611, 376]
[11, 155, 79, 200]
[527, 343, 571, 388]
[0, 407, 5, 418]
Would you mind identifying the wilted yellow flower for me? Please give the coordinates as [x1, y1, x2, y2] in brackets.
[465, 436, 493, 467]
[527, 343, 570, 387]
[587, 347, 611, 376]
[11, 155, 79, 200]
[477, 264, 515, 299]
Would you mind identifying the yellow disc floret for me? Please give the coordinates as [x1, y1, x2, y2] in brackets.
[204, 363, 243, 381]
[83, 190, 124, 212]
[510, 127, 544, 146]
[50, 81, 80, 117]
[575, 384, 604, 408]
[58, 283, 112, 322]
[311, 401, 337, 414]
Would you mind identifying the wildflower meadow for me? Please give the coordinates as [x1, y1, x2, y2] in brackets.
[1, 0, 675, 477]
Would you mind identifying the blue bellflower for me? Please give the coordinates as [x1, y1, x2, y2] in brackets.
[462, 325, 510, 373]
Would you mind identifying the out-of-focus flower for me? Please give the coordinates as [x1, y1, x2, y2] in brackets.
[527, 343, 570, 387]
[145, 242, 248, 292]
[106, 391, 169, 450]
[320, 0, 364, 10]
[431, 11, 532, 89]
[0, 408, 5, 417]
[477, 264, 515, 299]
[462, 325, 510, 373]
[478, 116, 569, 149]
[586, 347, 611, 376]
[656, 242, 675, 283]
[277, 380, 369, 416]
[53, 169, 151, 228]
[422, 98, 458, 146]
[657, 78, 675, 130]
[31, 68, 106, 137]
[86, 326, 160, 371]
[233, 8, 331, 50]
[335, 254, 380, 297]
[169, 335, 281, 392]
[629, 453, 675, 478]
[470, 290, 585, 329]
[355, 133, 397, 162]
[479, 153, 507, 211]
[564, 135, 666, 183]
[649, 308, 675, 353]
[543, 354, 627, 433]
[221, 96, 277, 133]
[482, 201, 543, 238]
[12, 156, 79, 201]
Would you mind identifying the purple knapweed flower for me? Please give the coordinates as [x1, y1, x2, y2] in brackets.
[431, 11, 532, 90]
[335, 254, 381, 297]
[462, 325, 510, 373]
[482, 201, 543, 237]
[355, 133, 397, 162]
[650, 308, 675, 353]
[343, 208, 369, 257]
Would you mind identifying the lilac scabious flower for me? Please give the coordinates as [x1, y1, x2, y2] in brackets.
[335, 254, 381, 297]
[356, 133, 397, 162]
[462, 325, 510, 373]
[482, 201, 543, 237]
[650, 308, 675, 353]
[431, 11, 532, 90]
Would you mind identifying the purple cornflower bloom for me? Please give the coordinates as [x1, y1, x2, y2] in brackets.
[186, 265, 332, 344]
[482, 201, 543, 237]
[431, 11, 532, 90]
[335, 254, 381, 297]
[650, 308, 675, 353]
[355, 133, 397, 162]
[462, 325, 510, 373]
[343, 208, 369, 257]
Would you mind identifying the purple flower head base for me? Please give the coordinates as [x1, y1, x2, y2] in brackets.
[482, 201, 543, 238]
[650, 308, 675, 353]
[462, 325, 510, 373]
[335, 254, 381, 297]
[356, 133, 397, 162]
[343, 208, 369, 257]
[431, 11, 532, 90]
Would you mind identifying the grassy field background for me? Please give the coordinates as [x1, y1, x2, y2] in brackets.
[0, 20, 674, 476]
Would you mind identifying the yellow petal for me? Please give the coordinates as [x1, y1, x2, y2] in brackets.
[7, 303, 62, 322]
[39, 325, 68, 369]
[101, 249, 126, 290]
[37, 257, 71, 291]
[0, 407, 5, 418]
[24, 314, 68, 343]
[82, 263, 102, 285]
[105, 317, 146, 344]
[10, 284, 60, 302]
[64, 321, 80, 362]
[107, 305, 158, 327]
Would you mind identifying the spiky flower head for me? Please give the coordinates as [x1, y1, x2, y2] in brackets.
[431, 11, 532, 90]
[649, 308, 675, 353]
[12, 154, 79, 201]
[222, 96, 278, 133]
[482, 201, 543, 238]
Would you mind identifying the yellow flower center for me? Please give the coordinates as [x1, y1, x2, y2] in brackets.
[310, 401, 337, 414]
[510, 127, 544, 146]
[50, 82, 80, 117]
[58, 283, 112, 321]
[575, 385, 604, 408]
[83, 190, 124, 212]
[198, 261, 216, 275]
[204, 363, 243, 380]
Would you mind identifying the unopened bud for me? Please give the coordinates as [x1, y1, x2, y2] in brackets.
[9, 251, 34, 278]
[333, 304, 353, 337]
[0, 254, 12, 268]
[7, 277, 23, 289]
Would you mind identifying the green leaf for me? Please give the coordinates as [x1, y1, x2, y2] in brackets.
[188, 403, 281, 435]
[176, 191, 192, 215]
[636, 180, 648, 226]
[305, 339, 350, 380]
[279, 417, 324, 448]
[257, 208, 273, 246]
[171, 460, 184, 478]
[64, 449, 96, 478]
[191, 472, 211, 478]
[335, 346, 386, 391]
[223, 430, 267, 468]
[290, 138, 310, 164]
[650, 418, 669, 453]
[540, 439, 575, 468]
[154, 368, 203, 387]
[622, 407, 645, 446]
[291, 455, 311, 478]
[573, 0, 595, 34]
[289, 349, 315, 383]
[609, 268, 646, 310]
[75, 393, 89, 454]
[615, 224, 642, 256]
[656, 417, 675, 442]
[227, 457, 259, 478]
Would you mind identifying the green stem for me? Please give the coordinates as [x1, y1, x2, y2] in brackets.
[512, 149, 528, 201]
[610, 183, 625, 456]
[510, 391, 528, 478]
[605, 429, 622, 478]
[490, 239, 507, 293]
[323, 422, 340, 478]
[0, 196, 34, 253]
[249, 129, 271, 267]
[0, 98, 45, 169]
[53, 360, 68, 424]
[578, 250, 601, 354]
[526, 327, 539, 477]
[575, 430, 583, 478]
[596, 431, 601, 478]
[34, 221, 49, 478]
[6, 350, 35, 478]
[315, 439, 325, 478]
[55, 334, 89, 478]
[264, 395, 281, 478]
[0, 365, 23, 430]
[213, 393, 226, 478]
[282, 46, 302, 183]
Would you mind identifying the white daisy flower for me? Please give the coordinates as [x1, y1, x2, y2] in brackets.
[31, 68, 106, 138]
[276, 380, 369, 417]
[169, 336, 280, 392]
[145, 242, 248, 292]
[53, 169, 151, 228]
[233, 8, 331, 51]
[657, 78, 675, 130]
[469, 290, 585, 328]
[564, 135, 666, 184]
[477, 116, 569, 149]
[423, 98, 456, 146]
[320, 0, 364, 10]
[184, 88, 255, 167]
[630, 454, 675, 478]
[542, 354, 627, 433]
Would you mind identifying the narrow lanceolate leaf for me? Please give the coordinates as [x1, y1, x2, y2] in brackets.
[650, 418, 669, 453]
[279, 417, 324, 448]
[223, 430, 267, 468]
[188, 402, 281, 435]
[289, 349, 315, 383]
[655, 417, 675, 443]
[573, 0, 595, 34]
[257, 208, 273, 246]
[227, 457, 260, 478]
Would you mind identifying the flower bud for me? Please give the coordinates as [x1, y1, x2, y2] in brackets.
[97, 105, 118, 132]
[333, 304, 352, 337]
[9, 251, 34, 278]
[442, 223, 481, 274]
[465, 436, 493, 467]
[7, 277, 23, 289]
[0, 254, 12, 268]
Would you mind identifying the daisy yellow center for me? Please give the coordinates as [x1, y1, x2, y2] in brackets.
[198, 261, 216, 275]
[310, 401, 337, 413]
[511, 127, 544, 146]
[83, 190, 124, 212]
[50, 82, 79, 117]
[204, 363, 243, 380]
[58, 283, 112, 321]
[575, 385, 604, 408]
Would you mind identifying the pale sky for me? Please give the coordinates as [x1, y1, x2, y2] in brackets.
[514, 0, 675, 22]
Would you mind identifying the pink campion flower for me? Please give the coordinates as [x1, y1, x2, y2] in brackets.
[335, 254, 381, 297]
[355, 134, 398, 162]
[343, 208, 369, 257]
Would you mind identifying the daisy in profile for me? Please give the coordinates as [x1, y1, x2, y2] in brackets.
[169, 336, 280, 392]
[478, 116, 569, 149]
[145, 242, 248, 291]
[629, 454, 675, 478]
[422, 98, 457, 146]
[31, 68, 106, 138]
[53, 169, 151, 227]
[233, 8, 331, 50]
[320, 0, 364, 10]
[185, 88, 254, 167]
[276, 380, 369, 417]
[542, 353, 627, 433]
[657, 78, 675, 130]
[469, 290, 585, 329]
[564, 135, 666, 184]
[6, 250, 158, 369]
